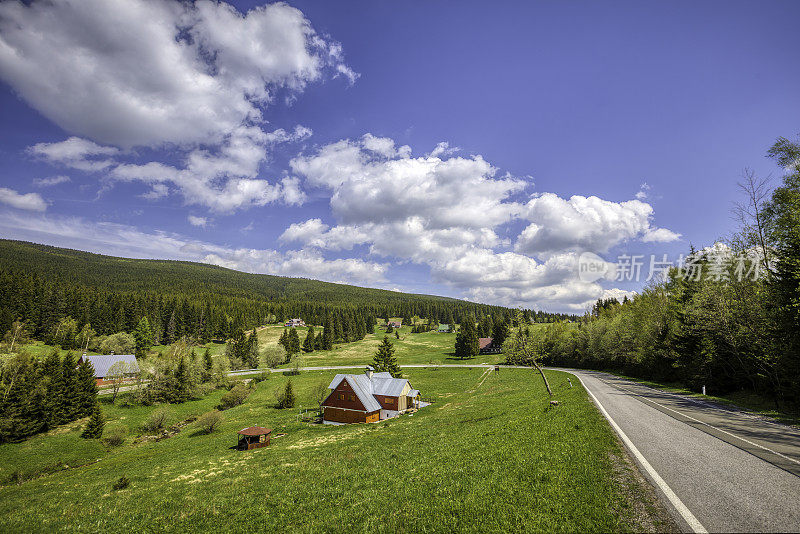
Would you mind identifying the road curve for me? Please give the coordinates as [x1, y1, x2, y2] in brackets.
[567, 369, 800, 533]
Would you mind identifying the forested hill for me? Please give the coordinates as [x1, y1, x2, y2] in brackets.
[0, 239, 461, 305]
[0, 240, 521, 341]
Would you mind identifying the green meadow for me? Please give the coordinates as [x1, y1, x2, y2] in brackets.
[0, 367, 671, 532]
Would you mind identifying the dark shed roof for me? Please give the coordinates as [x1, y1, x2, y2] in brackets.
[238, 426, 272, 436]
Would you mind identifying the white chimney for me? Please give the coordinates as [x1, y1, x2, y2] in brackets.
[365, 366, 373, 379]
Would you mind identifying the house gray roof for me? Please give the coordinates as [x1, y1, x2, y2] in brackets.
[82, 354, 139, 378]
[408, 389, 420, 398]
[327, 371, 413, 412]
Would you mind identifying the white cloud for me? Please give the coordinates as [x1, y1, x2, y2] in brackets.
[33, 175, 70, 187]
[188, 215, 209, 228]
[515, 193, 672, 255]
[0, 188, 47, 212]
[288, 136, 679, 311]
[109, 126, 310, 212]
[635, 182, 650, 200]
[28, 137, 119, 171]
[642, 227, 682, 242]
[0, 0, 352, 148]
[4, 1, 350, 213]
[0, 210, 386, 286]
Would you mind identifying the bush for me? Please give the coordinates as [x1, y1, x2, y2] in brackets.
[276, 380, 296, 409]
[142, 407, 171, 433]
[196, 410, 223, 434]
[112, 476, 130, 491]
[250, 371, 271, 384]
[99, 332, 136, 355]
[261, 346, 286, 368]
[217, 383, 250, 410]
[193, 382, 216, 397]
[102, 425, 127, 447]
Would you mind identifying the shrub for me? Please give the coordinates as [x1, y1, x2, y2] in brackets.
[196, 410, 223, 434]
[112, 476, 130, 491]
[217, 383, 250, 410]
[102, 425, 128, 447]
[99, 332, 136, 355]
[250, 371, 271, 384]
[261, 346, 286, 368]
[276, 380, 296, 409]
[142, 406, 171, 433]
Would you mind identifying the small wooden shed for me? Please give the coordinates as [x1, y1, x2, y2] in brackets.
[237, 426, 271, 450]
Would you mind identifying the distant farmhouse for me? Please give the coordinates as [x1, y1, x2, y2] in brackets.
[78, 354, 140, 385]
[478, 337, 502, 354]
[437, 324, 451, 333]
[322, 367, 423, 424]
[386, 319, 402, 329]
[284, 318, 305, 327]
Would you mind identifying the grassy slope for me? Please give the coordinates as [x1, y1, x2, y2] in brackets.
[0, 368, 669, 532]
[258, 325, 506, 368]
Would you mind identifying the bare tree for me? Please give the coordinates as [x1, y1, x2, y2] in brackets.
[733, 168, 773, 274]
[107, 361, 134, 403]
[503, 311, 553, 397]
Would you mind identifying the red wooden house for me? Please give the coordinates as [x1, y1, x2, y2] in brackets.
[321, 367, 421, 424]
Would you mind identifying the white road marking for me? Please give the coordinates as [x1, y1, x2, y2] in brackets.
[573, 373, 708, 534]
[628, 389, 800, 467]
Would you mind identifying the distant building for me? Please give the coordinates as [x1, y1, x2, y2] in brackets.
[386, 320, 402, 329]
[78, 354, 140, 385]
[322, 367, 423, 424]
[284, 318, 305, 327]
[437, 324, 450, 333]
[478, 337, 501, 354]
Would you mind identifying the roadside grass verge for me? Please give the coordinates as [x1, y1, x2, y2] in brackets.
[0, 368, 670, 532]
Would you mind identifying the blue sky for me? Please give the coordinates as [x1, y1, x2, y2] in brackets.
[0, 0, 798, 312]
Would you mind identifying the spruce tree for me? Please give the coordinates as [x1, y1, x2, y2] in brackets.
[321, 318, 334, 350]
[373, 336, 402, 378]
[302, 326, 315, 353]
[286, 328, 301, 357]
[202, 348, 213, 382]
[59, 352, 79, 423]
[245, 331, 259, 369]
[76, 359, 98, 417]
[491, 320, 510, 347]
[132, 317, 155, 358]
[81, 402, 104, 439]
[174, 355, 190, 403]
[455, 318, 479, 359]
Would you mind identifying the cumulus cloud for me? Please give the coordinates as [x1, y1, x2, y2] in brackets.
[0, 187, 47, 211]
[4, 1, 351, 212]
[0, 210, 386, 286]
[0, 0, 351, 148]
[285, 135, 673, 310]
[33, 175, 70, 188]
[515, 193, 673, 255]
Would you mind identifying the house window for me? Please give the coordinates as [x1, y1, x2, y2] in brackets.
[349, 395, 356, 401]
[385, 397, 394, 404]
[339, 393, 345, 400]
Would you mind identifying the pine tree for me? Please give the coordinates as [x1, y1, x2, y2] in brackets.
[277, 379, 296, 409]
[373, 336, 402, 378]
[174, 355, 190, 403]
[81, 402, 104, 439]
[76, 359, 98, 417]
[245, 330, 259, 369]
[58, 352, 79, 423]
[321, 318, 334, 350]
[286, 328, 301, 357]
[455, 317, 479, 359]
[132, 317, 155, 358]
[302, 326, 315, 353]
[202, 348, 213, 382]
[491, 320, 510, 348]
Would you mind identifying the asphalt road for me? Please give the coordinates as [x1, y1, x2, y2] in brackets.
[567, 369, 800, 533]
